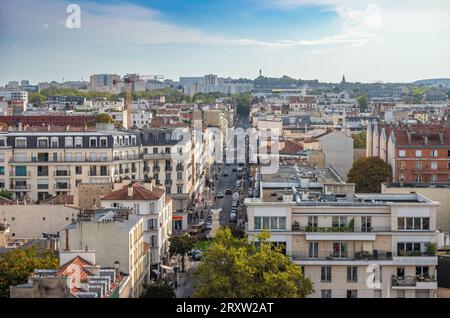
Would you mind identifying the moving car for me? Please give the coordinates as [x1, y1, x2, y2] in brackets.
[225, 188, 232, 195]
[229, 213, 237, 222]
[216, 191, 224, 198]
[223, 171, 229, 177]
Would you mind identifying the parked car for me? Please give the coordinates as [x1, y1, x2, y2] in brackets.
[223, 172, 229, 177]
[206, 222, 212, 230]
[225, 188, 232, 195]
[229, 213, 237, 222]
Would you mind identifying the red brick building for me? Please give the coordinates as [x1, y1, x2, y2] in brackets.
[367, 123, 450, 184]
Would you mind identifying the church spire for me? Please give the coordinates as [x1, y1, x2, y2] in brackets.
[341, 74, 346, 84]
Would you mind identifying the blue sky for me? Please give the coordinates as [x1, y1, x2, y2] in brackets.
[1, 0, 450, 84]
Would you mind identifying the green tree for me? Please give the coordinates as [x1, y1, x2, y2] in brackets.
[347, 157, 392, 193]
[352, 131, 366, 149]
[357, 94, 368, 112]
[235, 93, 251, 116]
[95, 113, 114, 124]
[140, 279, 176, 298]
[169, 234, 196, 272]
[0, 189, 13, 200]
[194, 228, 313, 298]
[0, 247, 59, 298]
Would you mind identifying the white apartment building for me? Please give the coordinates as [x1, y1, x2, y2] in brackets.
[130, 111, 152, 129]
[138, 128, 195, 230]
[100, 181, 172, 269]
[60, 208, 148, 298]
[245, 168, 440, 298]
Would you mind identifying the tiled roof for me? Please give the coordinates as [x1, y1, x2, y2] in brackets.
[56, 256, 94, 283]
[280, 140, 304, 154]
[44, 194, 74, 205]
[101, 184, 165, 201]
[392, 125, 450, 146]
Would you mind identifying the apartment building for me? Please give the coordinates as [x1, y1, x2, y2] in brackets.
[10, 250, 132, 298]
[366, 124, 450, 184]
[138, 128, 195, 230]
[60, 208, 148, 298]
[100, 181, 172, 269]
[245, 167, 440, 298]
[0, 125, 142, 202]
[88, 74, 121, 93]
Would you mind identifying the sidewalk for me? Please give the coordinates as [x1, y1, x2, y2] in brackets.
[175, 260, 198, 298]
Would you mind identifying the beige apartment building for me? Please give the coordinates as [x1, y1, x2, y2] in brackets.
[0, 125, 142, 202]
[60, 208, 148, 298]
[245, 171, 440, 298]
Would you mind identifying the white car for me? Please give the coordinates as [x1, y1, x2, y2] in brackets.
[206, 222, 213, 230]
[216, 191, 224, 198]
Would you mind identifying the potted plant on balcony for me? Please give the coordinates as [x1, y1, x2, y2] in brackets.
[347, 219, 355, 232]
[425, 242, 437, 256]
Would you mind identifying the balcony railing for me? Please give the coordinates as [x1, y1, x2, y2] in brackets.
[391, 275, 437, 287]
[165, 180, 173, 186]
[291, 225, 392, 233]
[152, 166, 161, 173]
[54, 184, 71, 190]
[143, 153, 173, 159]
[54, 171, 71, 177]
[10, 184, 31, 190]
[9, 171, 31, 177]
[395, 251, 436, 257]
[165, 166, 173, 171]
[287, 250, 394, 261]
[113, 154, 141, 161]
[176, 166, 184, 172]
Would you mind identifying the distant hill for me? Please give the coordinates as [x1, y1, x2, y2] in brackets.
[412, 78, 450, 86]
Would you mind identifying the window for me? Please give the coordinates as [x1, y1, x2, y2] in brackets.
[398, 217, 430, 231]
[147, 219, 157, 231]
[431, 175, 438, 182]
[37, 138, 48, 148]
[431, 162, 438, 170]
[89, 138, 97, 148]
[75, 166, 82, 175]
[415, 150, 422, 157]
[308, 216, 318, 228]
[347, 290, 357, 298]
[347, 266, 358, 283]
[321, 267, 332, 282]
[397, 242, 422, 256]
[399, 161, 406, 170]
[75, 137, 82, 148]
[431, 149, 438, 157]
[321, 290, 331, 298]
[362, 216, 372, 232]
[65, 137, 73, 147]
[332, 242, 347, 258]
[15, 138, 26, 148]
[177, 172, 183, 180]
[0, 166, 4, 176]
[332, 216, 347, 228]
[166, 186, 171, 194]
[309, 242, 319, 258]
[398, 150, 406, 157]
[0, 153, 4, 162]
[100, 137, 108, 147]
[177, 185, 183, 194]
[415, 162, 422, 170]
[253, 217, 286, 230]
[51, 137, 59, 148]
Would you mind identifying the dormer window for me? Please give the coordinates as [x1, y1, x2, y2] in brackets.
[37, 138, 48, 148]
[51, 137, 59, 148]
[65, 137, 73, 147]
[100, 137, 108, 148]
[89, 137, 97, 148]
[75, 137, 83, 148]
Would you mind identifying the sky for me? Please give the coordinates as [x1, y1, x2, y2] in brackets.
[0, 0, 450, 84]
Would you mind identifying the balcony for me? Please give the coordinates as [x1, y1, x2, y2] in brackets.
[391, 276, 437, 289]
[10, 184, 31, 191]
[143, 153, 173, 160]
[165, 166, 173, 172]
[152, 166, 161, 173]
[165, 180, 173, 186]
[176, 165, 184, 172]
[54, 183, 71, 190]
[54, 171, 71, 177]
[287, 250, 393, 262]
[292, 224, 391, 233]
[9, 171, 31, 177]
[113, 154, 141, 161]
